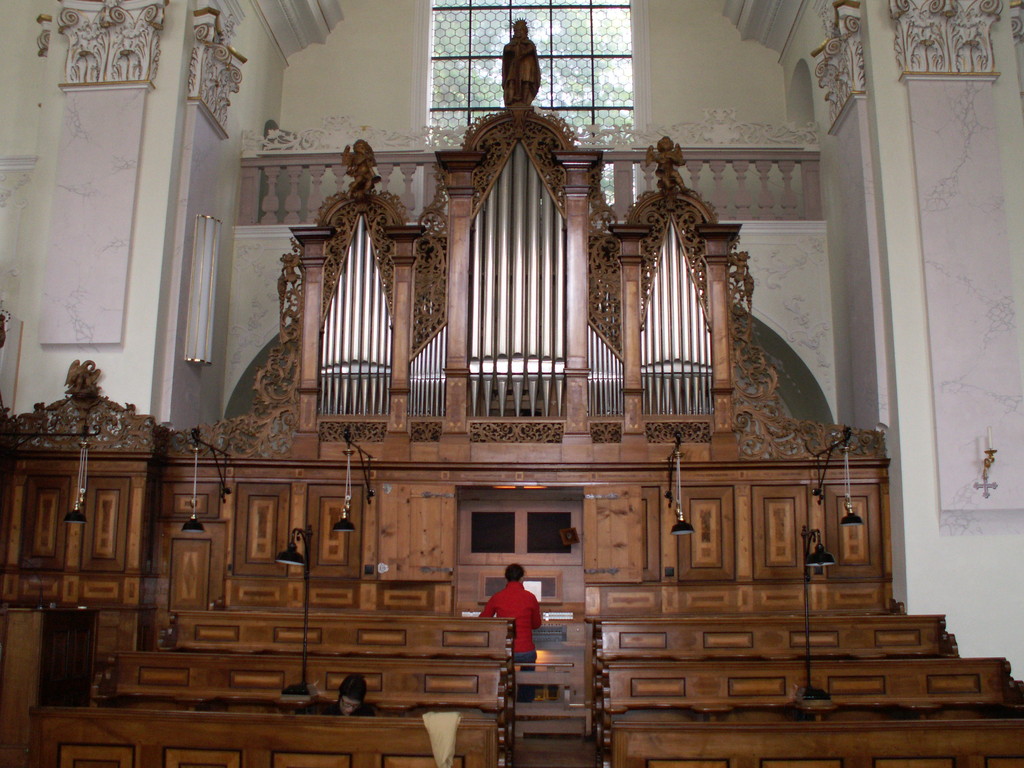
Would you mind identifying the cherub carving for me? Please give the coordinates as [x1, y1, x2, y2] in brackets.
[341, 139, 381, 198]
[65, 359, 102, 400]
[645, 136, 687, 195]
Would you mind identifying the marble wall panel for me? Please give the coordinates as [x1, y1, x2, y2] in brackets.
[39, 86, 147, 344]
[905, 77, 1024, 533]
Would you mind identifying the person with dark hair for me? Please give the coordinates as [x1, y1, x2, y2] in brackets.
[328, 673, 376, 716]
[480, 563, 542, 702]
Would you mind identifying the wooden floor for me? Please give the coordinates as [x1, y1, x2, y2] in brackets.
[515, 735, 596, 768]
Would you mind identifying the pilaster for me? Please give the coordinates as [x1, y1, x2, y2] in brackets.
[609, 225, 650, 438]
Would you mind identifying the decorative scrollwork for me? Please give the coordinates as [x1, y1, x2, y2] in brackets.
[319, 420, 388, 443]
[814, 3, 865, 126]
[188, 9, 243, 131]
[58, 0, 167, 85]
[316, 192, 408, 324]
[589, 422, 622, 443]
[413, 166, 450, 356]
[410, 421, 443, 442]
[645, 421, 711, 444]
[469, 421, 565, 443]
[889, 0, 1002, 75]
[588, 231, 622, 355]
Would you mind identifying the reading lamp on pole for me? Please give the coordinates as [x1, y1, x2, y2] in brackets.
[276, 525, 317, 699]
[798, 525, 835, 702]
[667, 432, 694, 535]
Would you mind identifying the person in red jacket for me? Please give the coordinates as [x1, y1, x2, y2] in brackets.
[481, 563, 541, 702]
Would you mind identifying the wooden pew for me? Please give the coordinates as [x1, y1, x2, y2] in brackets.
[30, 707, 500, 768]
[164, 610, 514, 660]
[610, 718, 1024, 768]
[95, 651, 513, 766]
[602, 656, 1024, 719]
[592, 614, 957, 663]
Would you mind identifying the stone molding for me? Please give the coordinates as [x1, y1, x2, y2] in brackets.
[37, 14, 52, 58]
[57, 0, 167, 85]
[889, 0, 1003, 75]
[188, 8, 245, 133]
[814, 1, 865, 127]
[243, 108, 819, 155]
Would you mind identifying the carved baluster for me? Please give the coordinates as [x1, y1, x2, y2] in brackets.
[685, 159, 703, 197]
[708, 160, 728, 213]
[238, 165, 260, 226]
[803, 159, 823, 220]
[755, 160, 775, 220]
[377, 163, 393, 195]
[640, 161, 655, 194]
[732, 160, 751, 219]
[779, 160, 798, 220]
[330, 162, 346, 201]
[283, 166, 303, 224]
[308, 164, 326, 221]
[260, 165, 281, 225]
[400, 163, 418, 216]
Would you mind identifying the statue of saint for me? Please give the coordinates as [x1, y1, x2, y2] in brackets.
[646, 136, 687, 195]
[502, 20, 541, 108]
[341, 140, 381, 198]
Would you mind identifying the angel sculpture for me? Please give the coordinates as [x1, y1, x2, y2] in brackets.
[341, 140, 381, 198]
[645, 136, 687, 195]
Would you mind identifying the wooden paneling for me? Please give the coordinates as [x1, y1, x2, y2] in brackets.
[81, 478, 129, 572]
[378, 484, 455, 581]
[21, 476, 70, 570]
[824, 483, 884, 580]
[677, 487, 734, 581]
[169, 537, 212, 611]
[163, 481, 222, 522]
[232, 483, 292, 577]
[751, 485, 806, 580]
[611, 721, 1024, 768]
[30, 709, 499, 768]
[308, 484, 362, 578]
[584, 486, 642, 583]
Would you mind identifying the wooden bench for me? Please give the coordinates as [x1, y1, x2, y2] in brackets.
[164, 610, 514, 660]
[94, 651, 513, 766]
[30, 707, 500, 768]
[609, 718, 1024, 768]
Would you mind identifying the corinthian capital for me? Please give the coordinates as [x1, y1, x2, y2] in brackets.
[188, 8, 245, 133]
[814, 1, 865, 126]
[57, 0, 168, 85]
[889, 0, 1003, 75]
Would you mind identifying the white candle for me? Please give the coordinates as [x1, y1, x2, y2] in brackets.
[987, 426, 993, 451]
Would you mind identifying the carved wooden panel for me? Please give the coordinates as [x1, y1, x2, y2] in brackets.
[170, 537, 212, 611]
[273, 754, 351, 768]
[57, 744, 133, 767]
[583, 486, 642, 583]
[824, 483, 884, 580]
[384, 758, 464, 768]
[378, 484, 455, 581]
[81, 478, 130, 572]
[875, 761, 953, 768]
[762, 762, 841, 768]
[165, 748, 241, 768]
[751, 485, 806, 580]
[232, 483, 292, 577]
[21, 475, 70, 570]
[677, 487, 734, 581]
[308, 484, 362, 578]
[164, 480, 222, 522]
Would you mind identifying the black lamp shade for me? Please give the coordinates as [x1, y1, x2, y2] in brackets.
[671, 518, 694, 535]
[64, 508, 87, 524]
[840, 510, 864, 527]
[332, 517, 355, 533]
[806, 542, 836, 567]
[181, 516, 205, 533]
[275, 544, 305, 566]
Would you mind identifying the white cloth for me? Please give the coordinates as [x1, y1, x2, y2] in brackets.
[422, 711, 462, 768]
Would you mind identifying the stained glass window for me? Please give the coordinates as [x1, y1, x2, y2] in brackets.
[430, 1, 633, 131]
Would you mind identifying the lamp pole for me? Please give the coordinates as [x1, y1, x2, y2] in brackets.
[277, 525, 314, 698]
[799, 526, 834, 702]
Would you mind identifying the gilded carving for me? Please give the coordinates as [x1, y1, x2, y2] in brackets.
[589, 422, 623, 443]
[58, 0, 168, 85]
[188, 8, 244, 131]
[889, 0, 1003, 74]
[645, 421, 712, 444]
[814, 1, 866, 125]
[469, 421, 565, 443]
[37, 14, 52, 57]
[316, 188, 407, 324]
[319, 420, 388, 443]
[410, 421, 443, 442]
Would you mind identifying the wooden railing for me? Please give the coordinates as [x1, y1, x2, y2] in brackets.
[238, 148, 822, 226]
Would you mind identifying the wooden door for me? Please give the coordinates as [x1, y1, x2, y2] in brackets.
[377, 483, 456, 580]
[39, 609, 95, 706]
[583, 485, 643, 583]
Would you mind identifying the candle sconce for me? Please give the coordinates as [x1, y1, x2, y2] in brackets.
[973, 448, 998, 499]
